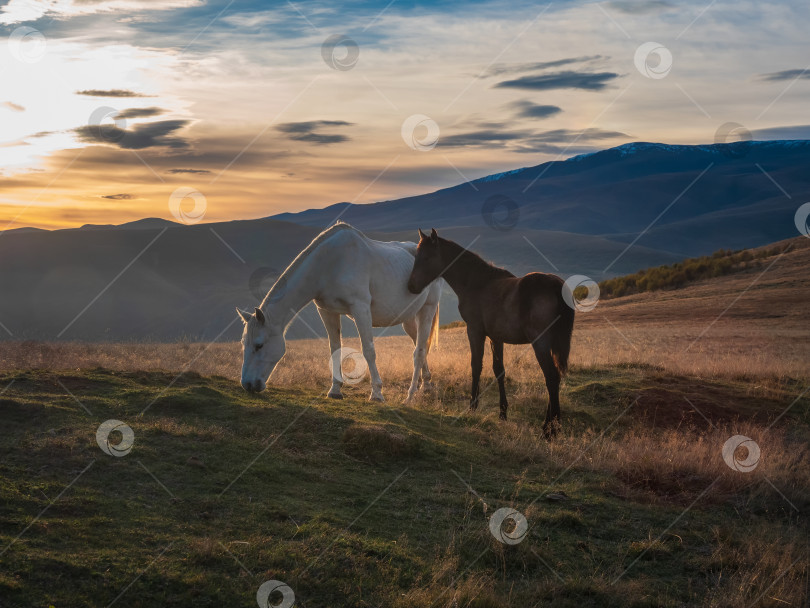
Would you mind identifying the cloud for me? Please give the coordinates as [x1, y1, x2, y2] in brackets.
[0, 0, 203, 25]
[484, 56, 604, 78]
[510, 101, 563, 119]
[2, 101, 25, 112]
[750, 124, 810, 140]
[74, 119, 190, 149]
[116, 107, 165, 119]
[439, 127, 628, 149]
[167, 168, 211, 174]
[606, 0, 673, 14]
[76, 89, 152, 98]
[495, 70, 621, 91]
[101, 193, 136, 200]
[276, 120, 353, 145]
[757, 69, 810, 82]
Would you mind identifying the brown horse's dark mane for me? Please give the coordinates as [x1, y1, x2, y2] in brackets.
[437, 236, 514, 283]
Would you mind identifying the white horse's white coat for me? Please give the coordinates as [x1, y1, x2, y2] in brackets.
[238, 222, 442, 402]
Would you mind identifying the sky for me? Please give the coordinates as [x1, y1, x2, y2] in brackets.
[0, 0, 807, 230]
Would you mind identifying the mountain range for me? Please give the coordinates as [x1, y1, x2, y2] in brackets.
[1, 139, 807, 341]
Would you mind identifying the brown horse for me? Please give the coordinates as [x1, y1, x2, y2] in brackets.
[407, 229, 575, 437]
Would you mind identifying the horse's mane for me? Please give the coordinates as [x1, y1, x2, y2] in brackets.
[438, 236, 514, 280]
[260, 221, 361, 307]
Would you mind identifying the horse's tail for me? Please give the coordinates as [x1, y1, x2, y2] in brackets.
[552, 289, 575, 376]
[427, 300, 440, 353]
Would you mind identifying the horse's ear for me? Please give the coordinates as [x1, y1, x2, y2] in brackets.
[430, 228, 438, 242]
[418, 228, 427, 241]
[254, 307, 265, 325]
[236, 308, 251, 323]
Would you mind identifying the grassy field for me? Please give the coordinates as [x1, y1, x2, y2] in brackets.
[1, 239, 809, 607]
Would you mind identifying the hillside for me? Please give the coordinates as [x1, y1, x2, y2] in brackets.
[0, 140, 806, 342]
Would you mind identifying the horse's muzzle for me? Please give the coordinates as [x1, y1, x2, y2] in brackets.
[241, 379, 265, 393]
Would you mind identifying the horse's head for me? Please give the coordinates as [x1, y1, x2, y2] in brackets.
[237, 306, 286, 392]
[407, 228, 443, 294]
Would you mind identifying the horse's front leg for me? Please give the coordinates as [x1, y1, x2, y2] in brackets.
[350, 304, 384, 402]
[467, 324, 486, 411]
[318, 307, 344, 399]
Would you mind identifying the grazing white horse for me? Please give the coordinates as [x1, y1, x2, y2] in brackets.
[237, 222, 442, 402]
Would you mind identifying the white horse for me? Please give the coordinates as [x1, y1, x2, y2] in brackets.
[237, 222, 442, 402]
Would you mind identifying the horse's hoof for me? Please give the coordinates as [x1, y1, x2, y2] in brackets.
[327, 393, 343, 400]
[370, 395, 385, 403]
[499, 413, 507, 421]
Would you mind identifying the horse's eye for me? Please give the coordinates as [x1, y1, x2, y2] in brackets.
[255, 344, 263, 351]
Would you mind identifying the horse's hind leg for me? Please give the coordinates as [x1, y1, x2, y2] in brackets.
[533, 343, 561, 438]
[467, 324, 486, 412]
[404, 307, 433, 403]
[318, 307, 344, 399]
[490, 340, 509, 421]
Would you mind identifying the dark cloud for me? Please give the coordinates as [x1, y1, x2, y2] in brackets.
[439, 130, 527, 147]
[167, 168, 212, 174]
[440, 127, 628, 150]
[101, 193, 136, 200]
[529, 128, 629, 142]
[485, 56, 604, 78]
[116, 107, 165, 119]
[510, 101, 563, 119]
[757, 69, 810, 82]
[74, 119, 190, 149]
[276, 120, 353, 145]
[76, 89, 153, 98]
[607, 0, 673, 14]
[2, 101, 25, 112]
[496, 70, 620, 91]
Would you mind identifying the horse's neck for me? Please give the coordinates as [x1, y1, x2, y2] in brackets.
[440, 242, 487, 297]
[260, 249, 322, 331]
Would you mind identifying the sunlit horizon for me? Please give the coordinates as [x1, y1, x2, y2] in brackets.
[1, 0, 808, 231]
